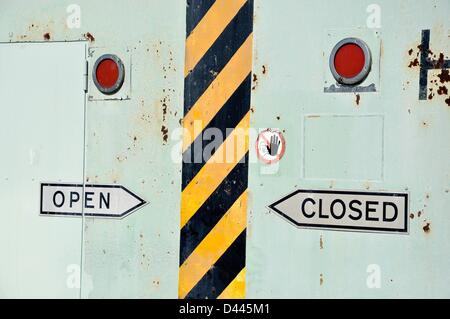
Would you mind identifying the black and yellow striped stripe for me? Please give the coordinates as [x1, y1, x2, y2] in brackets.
[179, 0, 253, 299]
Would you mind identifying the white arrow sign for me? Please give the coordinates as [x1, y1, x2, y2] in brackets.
[268, 189, 408, 234]
[40, 183, 147, 218]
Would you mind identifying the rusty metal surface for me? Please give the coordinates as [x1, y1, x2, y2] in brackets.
[1, 0, 185, 298]
[247, 0, 450, 298]
[0, 0, 449, 298]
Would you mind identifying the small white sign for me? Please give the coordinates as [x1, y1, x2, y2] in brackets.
[40, 183, 146, 218]
[268, 189, 408, 233]
[256, 129, 286, 164]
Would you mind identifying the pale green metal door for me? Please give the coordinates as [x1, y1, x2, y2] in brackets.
[0, 41, 87, 298]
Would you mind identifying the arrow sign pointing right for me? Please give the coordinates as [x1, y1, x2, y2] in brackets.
[40, 183, 147, 219]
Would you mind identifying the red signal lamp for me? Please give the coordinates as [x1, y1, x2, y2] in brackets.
[93, 54, 125, 95]
[329, 38, 372, 86]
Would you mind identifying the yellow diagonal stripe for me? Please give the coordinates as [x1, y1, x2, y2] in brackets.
[185, 0, 247, 77]
[218, 267, 246, 299]
[179, 191, 248, 299]
[182, 34, 253, 153]
[180, 112, 250, 228]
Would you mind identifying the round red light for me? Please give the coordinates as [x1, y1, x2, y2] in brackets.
[334, 43, 365, 79]
[95, 58, 119, 89]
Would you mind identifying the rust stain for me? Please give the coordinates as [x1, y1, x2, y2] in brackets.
[431, 58, 449, 107]
[262, 64, 267, 75]
[160, 94, 172, 123]
[319, 236, 323, 250]
[162, 102, 168, 121]
[418, 210, 422, 218]
[423, 222, 431, 234]
[161, 125, 169, 143]
[417, 43, 433, 56]
[406, 45, 424, 68]
[252, 73, 258, 90]
[355, 93, 360, 106]
[84, 32, 95, 42]
[320, 274, 324, 286]
[434, 53, 445, 68]
[406, 47, 449, 106]
[43, 32, 50, 40]
[409, 213, 414, 219]
[437, 86, 448, 95]
[437, 69, 450, 83]
[408, 58, 419, 68]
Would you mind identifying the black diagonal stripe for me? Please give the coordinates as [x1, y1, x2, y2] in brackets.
[184, 0, 253, 114]
[185, 230, 246, 299]
[181, 75, 250, 190]
[186, 0, 216, 37]
[180, 152, 248, 266]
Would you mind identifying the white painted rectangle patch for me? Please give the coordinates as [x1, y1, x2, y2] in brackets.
[268, 190, 408, 233]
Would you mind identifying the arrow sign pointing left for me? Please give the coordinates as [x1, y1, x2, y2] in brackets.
[268, 189, 408, 234]
[40, 183, 147, 219]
